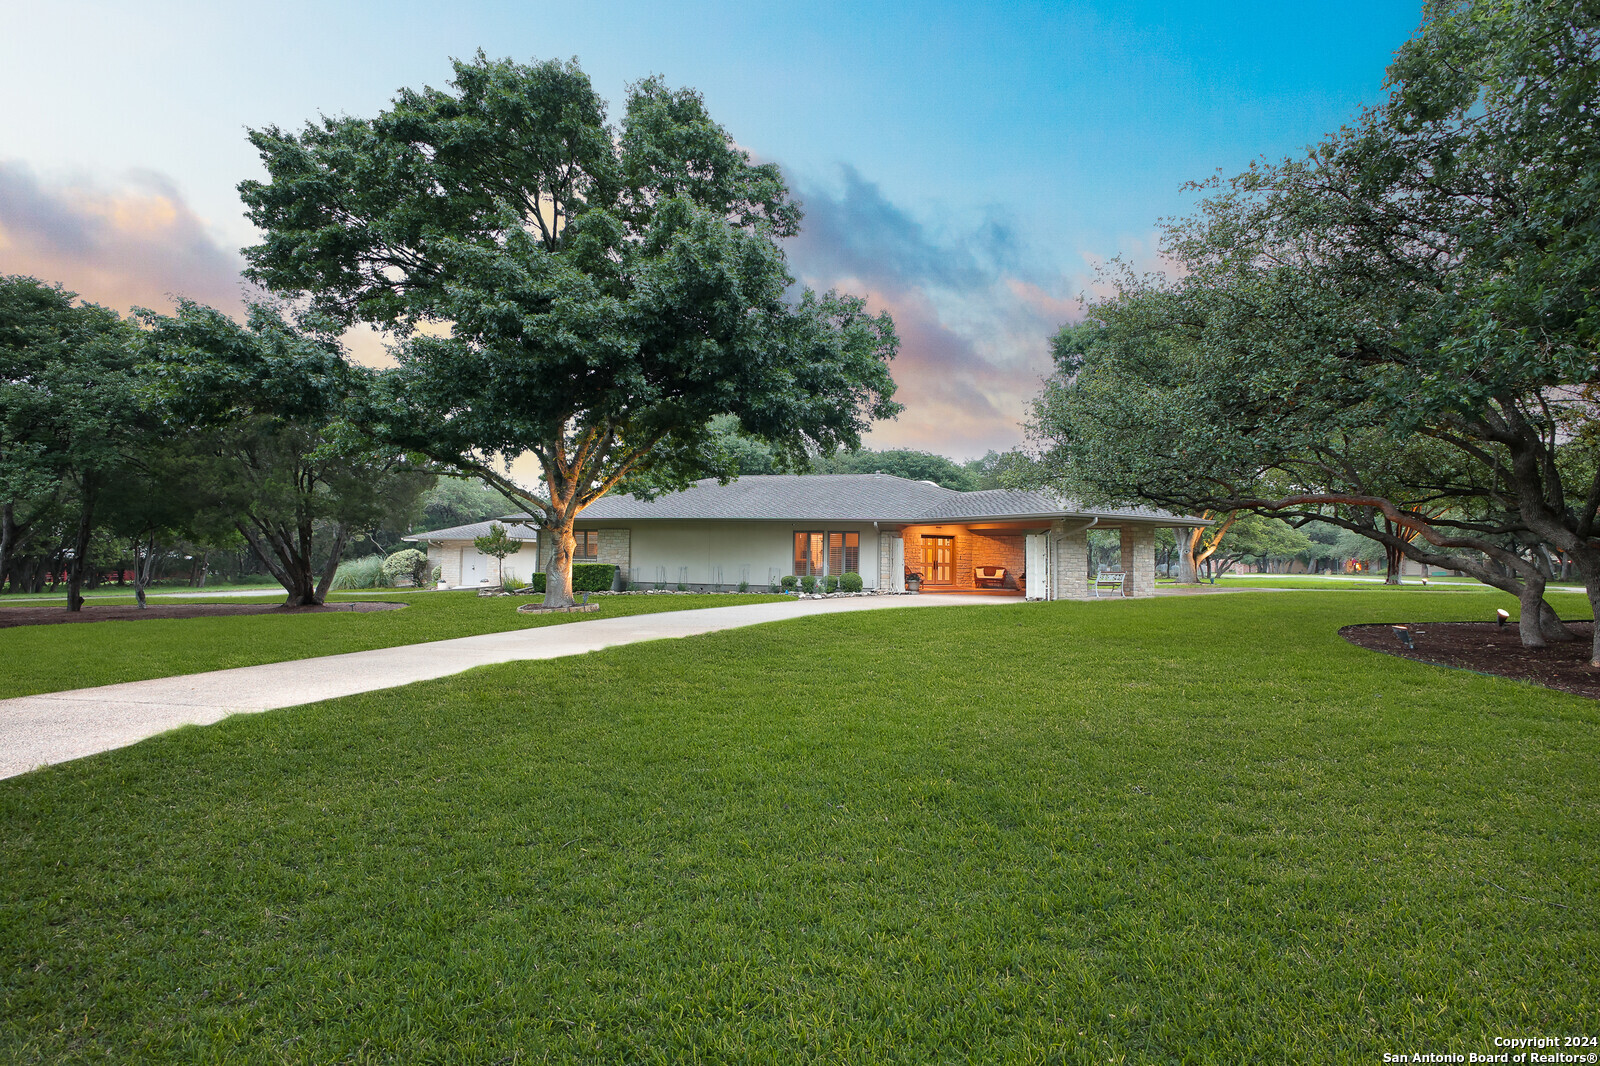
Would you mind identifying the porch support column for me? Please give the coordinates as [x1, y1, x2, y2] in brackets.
[1050, 520, 1090, 600]
[1120, 525, 1157, 598]
[878, 531, 903, 593]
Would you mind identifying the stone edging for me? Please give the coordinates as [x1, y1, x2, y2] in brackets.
[515, 602, 602, 615]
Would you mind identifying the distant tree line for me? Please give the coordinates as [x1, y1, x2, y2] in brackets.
[0, 276, 535, 609]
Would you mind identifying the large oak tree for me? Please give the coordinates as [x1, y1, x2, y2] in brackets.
[1029, 0, 1600, 652]
[240, 55, 900, 605]
[141, 301, 433, 606]
[0, 277, 148, 611]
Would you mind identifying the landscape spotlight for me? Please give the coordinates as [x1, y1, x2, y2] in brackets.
[1392, 625, 1414, 649]
[1496, 608, 1510, 627]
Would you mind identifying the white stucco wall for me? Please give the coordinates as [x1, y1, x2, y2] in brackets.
[428, 522, 883, 589]
[424, 540, 541, 587]
[582, 521, 882, 589]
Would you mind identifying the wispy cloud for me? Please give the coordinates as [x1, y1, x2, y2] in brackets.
[0, 160, 250, 316]
[0, 159, 410, 371]
[784, 167, 1085, 458]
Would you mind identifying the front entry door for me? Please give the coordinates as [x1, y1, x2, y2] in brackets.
[922, 535, 954, 585]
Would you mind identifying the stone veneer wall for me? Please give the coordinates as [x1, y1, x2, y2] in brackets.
[899, 528, 1026, 590]
[966, 533, 1026, 589]
[597, 529, 630, 570]
[1120, 526, 1157, 597]
[427, 545, 459, 587]
[1050, 521, 1090, 599]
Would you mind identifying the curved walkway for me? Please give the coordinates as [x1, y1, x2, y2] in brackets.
[1, 594, 1016, 780]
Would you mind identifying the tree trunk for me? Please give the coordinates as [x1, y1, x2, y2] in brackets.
[194, 552, 209, 588]
[1179, 528, 1199, 584]
[236, 517, 327, 606]
[0, 502, 14, 594]
[1383, 541, 1403, 584]
[133, 536, 148, 608]
[544, 520, 577, 608]
[313, 526, 347, 605]
[131, 532, 162, 608]
[1535, 600, 1573, 644]
[66, 487, 96, 612]
[1589, 587, 1600, 669]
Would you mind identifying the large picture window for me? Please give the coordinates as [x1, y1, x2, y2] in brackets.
[574, 531, 599, 560]
[794, 531, 859, 576]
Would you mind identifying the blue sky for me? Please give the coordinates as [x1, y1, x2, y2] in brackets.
[0, 0, 1423, 462]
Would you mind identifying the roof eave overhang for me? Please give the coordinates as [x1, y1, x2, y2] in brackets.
[572, 511, 1209, 526]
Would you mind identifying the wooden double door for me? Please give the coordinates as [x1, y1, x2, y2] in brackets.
[921, 535, 954, 585]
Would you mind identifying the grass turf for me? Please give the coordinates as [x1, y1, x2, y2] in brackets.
[1211, 574, 1589, 593]
[0, 591, 786, 700]
[1, 589, 1595, 1062]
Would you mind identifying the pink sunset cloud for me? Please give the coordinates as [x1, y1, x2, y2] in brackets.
[0, 160, 251, 316]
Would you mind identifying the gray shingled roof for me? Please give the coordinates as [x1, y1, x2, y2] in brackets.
[403, 475, 1202, 541]
[575, 474, 1201, 524]
[402, 519, 542, 544]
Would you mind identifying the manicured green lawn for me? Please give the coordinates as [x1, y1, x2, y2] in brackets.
[2, 590, 1595, 1062]
[0, 591, 786, 699]
[1213, 573, 1588, 593]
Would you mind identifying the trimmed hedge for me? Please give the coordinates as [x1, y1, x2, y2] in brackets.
[529, 564, 618, 593]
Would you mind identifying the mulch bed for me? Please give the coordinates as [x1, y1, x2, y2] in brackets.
[0, 601, 407, 629]
[1341, 620, 1600, 699]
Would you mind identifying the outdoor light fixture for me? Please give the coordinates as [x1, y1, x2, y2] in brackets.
[1497, 608, 1510, 627]
[1392, 625, 1414, 649]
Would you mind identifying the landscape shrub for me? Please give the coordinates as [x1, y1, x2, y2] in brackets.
[382, 549, 429, 587]
[823, 575, 839, 594]
[738, 581, 749, 593]
[526, 565, 616, 594]
[800, 576, 816, 593]
[502, 571, 528, 592]
[769, 583, 783, 593]
[840, 572, 863, 592]
[781, 575, 797, 590]
[330, 555, 388, 590]
[677, 583, 688, 592]
[572, 564, 618, 592]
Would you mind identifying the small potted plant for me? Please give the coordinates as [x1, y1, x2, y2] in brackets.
[905, 571, 921, 593]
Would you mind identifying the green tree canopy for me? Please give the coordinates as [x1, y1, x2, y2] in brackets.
[411, 477, 523, 533]
[141, 301, 434, 606]
[812, 447, 977, 491]
[0, 276, 150, 610]
[240, 55, 899, 605]
[1027, 0, 1600, 650]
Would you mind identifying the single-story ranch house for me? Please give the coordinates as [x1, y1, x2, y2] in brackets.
[405, 474, 1206, 599]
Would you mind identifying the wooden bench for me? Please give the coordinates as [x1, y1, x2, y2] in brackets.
[1093, 570, 1127, 597]
[974, 566, 1007, 589]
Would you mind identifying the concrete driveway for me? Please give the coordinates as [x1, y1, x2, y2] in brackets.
[0, 593, 1017, 779]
